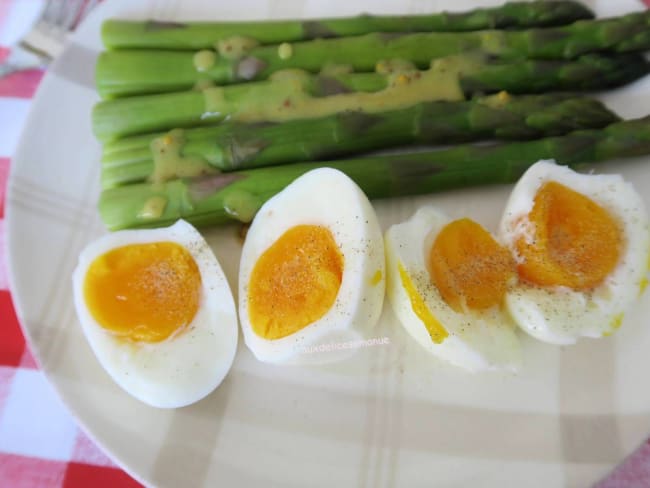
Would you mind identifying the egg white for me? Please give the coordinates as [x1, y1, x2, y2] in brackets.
[499, 160, 650, 344]
[238, 167, 385, 364]
[72, 219, 238, 408]
[385, 206, 521, 373]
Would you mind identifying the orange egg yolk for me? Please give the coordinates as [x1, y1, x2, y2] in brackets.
[429, 218, 516, 312]
[516, 181, 623, 290]
[83, 242, 201, 343]
[248, 225, 344, 340]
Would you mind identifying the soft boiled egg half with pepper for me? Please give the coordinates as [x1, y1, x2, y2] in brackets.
[384, 161, 650, 371]
[385, 206, 521, 372]
[238, 168, 385, 364]
[72, 220, 238, 408]
[499, 160, 650, 344]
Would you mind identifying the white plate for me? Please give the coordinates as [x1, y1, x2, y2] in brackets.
[7, 0, 650, 486]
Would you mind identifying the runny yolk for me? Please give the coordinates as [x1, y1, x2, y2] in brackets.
[248, 225, 344, 340]
[84, 242, 201, 343]
[429, 218, 516, 312]
[516, 181, 623, 290]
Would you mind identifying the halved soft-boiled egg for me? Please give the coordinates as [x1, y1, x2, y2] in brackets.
[385, 206, 521, 372]
[499, 160, 650, 344]
[238, 168, 385, 364]
[72, 220, 238, 408]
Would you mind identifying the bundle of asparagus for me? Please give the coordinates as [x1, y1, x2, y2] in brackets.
[99, 116, 650, 230]
[101, 93, 620, 188]
[97, 9, 650, 97]
[92, 1, 650, 230]
[93, 53, 645, 141]
[102, 1, 595, 49]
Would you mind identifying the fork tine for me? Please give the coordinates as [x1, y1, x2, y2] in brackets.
[60, 0, 86, 32]
[78, 0, 100, 28]
[39, 0, 54, 23]
[1, 0, 99, 79]
[40, 0, 64, 28]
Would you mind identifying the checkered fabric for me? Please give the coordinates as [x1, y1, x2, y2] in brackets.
[0, 1, 649, 487]
[0, 1, 140, 486]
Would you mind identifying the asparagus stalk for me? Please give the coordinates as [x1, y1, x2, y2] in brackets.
[96, 10, 650, 94]
[101, 1, 594, 50]
[92, 53, 648, 141]
[98, 116, 650, 231]
[100, 93, 620, 188]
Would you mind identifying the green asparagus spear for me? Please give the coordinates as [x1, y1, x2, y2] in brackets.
[100, 93, 619, 189]
[101, 1, 594, 50]
[96, 10, 650, 94]
[92, 53, 648, 141]
[98, 116, 650, 231]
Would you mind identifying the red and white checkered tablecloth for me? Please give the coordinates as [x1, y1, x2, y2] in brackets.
[1, 1, 650, 487]
[0, 1, 141, 486]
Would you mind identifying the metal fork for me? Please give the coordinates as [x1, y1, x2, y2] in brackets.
[0, 0, 98, 79]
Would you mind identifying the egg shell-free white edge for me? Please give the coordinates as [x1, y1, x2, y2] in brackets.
[238, 168, 386, 365]
[72, 220, 238, 409]
[385, 206, 521, 373]
[499, 160, 650, 345]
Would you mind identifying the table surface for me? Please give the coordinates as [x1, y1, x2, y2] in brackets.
[1, 1, 650, 487]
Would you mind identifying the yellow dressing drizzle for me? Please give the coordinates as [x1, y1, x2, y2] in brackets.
[643, 250, 650, 296]
[479, 31, 507, 54]
[375, 59, 416, 74]
[138, 196, 167, 219]
[603, 313, 625, 337]
[193, 50, 217, 72]
[216, 36, 259, 59]
[278, 42, 293, 60]
[370, 270, 382, 286]
[202, 58, 471, 123]
[193, 79, 215, 91]
[640, 277, 649, 296]
[319, 63, 353, 76]
[149, 129, 216, 183]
